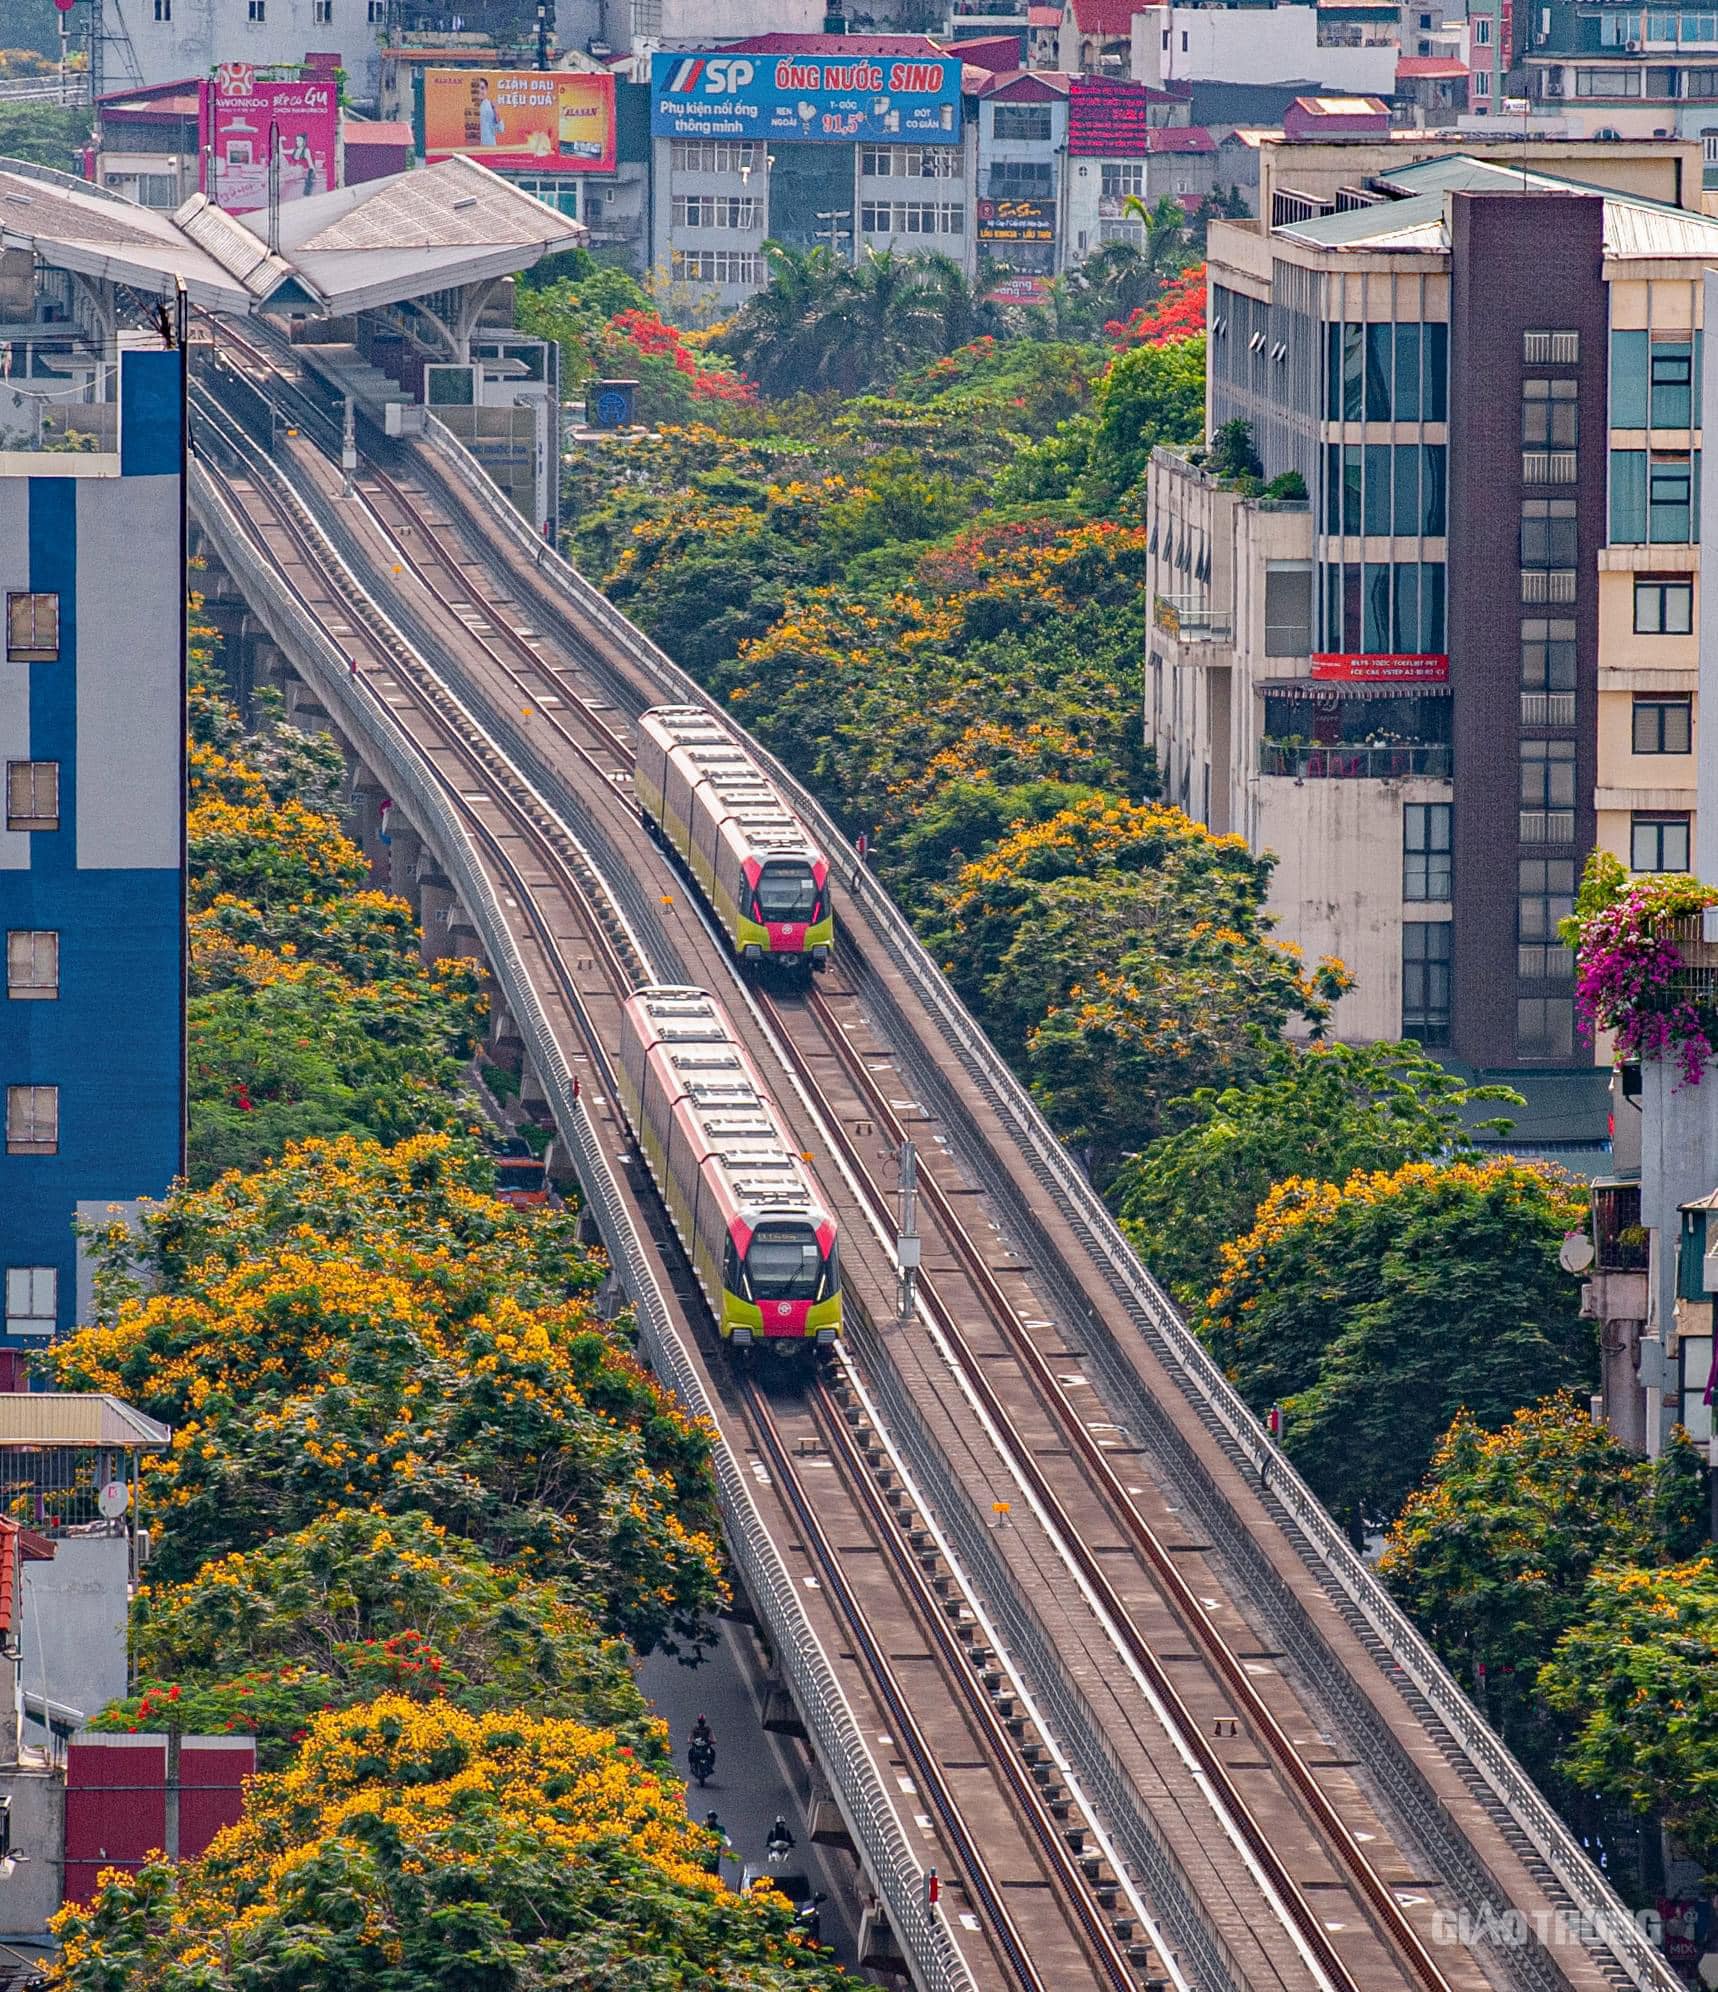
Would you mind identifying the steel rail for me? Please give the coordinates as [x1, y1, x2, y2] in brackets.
[796, 980, 1458, 1992]
[394, 406, 1674, 1992]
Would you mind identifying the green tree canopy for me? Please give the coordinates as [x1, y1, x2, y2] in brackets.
[1113, 1042, 1520, 1306]
[1203, 1160, 1595, 1533]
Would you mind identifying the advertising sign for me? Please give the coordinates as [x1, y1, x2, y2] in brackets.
[423, 68, 617, 174]
[650, 50, 963, 145]
[984, 273, 1053, 306]
[200, 67, 338, 214]
[1067, 75, 1154, 157]
[976, 196, 1054, 243]
[1310, 653, 1450, 683]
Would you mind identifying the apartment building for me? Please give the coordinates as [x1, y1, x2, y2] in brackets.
[0, 335, 186, 1345]
[98, 0, 384, 105]
[1525, 0, 1718, 152]
[648, 34, 976, 311]
[1147, 144, 1716, 1083]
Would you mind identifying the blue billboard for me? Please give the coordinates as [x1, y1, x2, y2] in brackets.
[650, 50, 964, 145]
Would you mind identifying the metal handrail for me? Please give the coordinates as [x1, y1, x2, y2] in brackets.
[416, 413, 1680, 1992]
[188, 448, 975, 1992]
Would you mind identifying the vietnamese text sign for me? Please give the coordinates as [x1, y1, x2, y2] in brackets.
[1310, 653, 1450, 683]
[423, 68, 616, 173]
[650, 50, 962, 144]
[200, 68, 338, 214]
[1067, 75, 1155, 157]
[977, 196, 1055, 242]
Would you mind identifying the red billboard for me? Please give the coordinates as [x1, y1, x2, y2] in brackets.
[200, 67, 338, 214]
[423, 68, 616, 173]
[1310, 653, 1450, 683]
[1068, 76, 1154, 157]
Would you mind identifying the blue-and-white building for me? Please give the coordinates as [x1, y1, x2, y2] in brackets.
[0, 335, 186, 1349]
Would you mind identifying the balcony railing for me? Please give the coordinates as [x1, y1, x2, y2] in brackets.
[1592, 1180, 1648, 1273]
[1522, 449, 1577, 484]
[1518, 943, 1574, 980]
[1153, 593, 1233, 642]
[1259, 740, 1452, 779]
[1520, 808, 1575, 843]
[1522, 568, 1578, 603]
[1521, 692, 1577, 727]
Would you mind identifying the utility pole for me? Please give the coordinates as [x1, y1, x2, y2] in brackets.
[341, 395, 356, 496]
[535, 0, 551, 71]
[815, 208, 853, 261]
[896, 1138, 920, 1325]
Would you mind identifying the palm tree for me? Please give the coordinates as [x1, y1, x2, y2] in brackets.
[714, 242, 849, 396]
[1069, 240, 1158, 331]
[1120, 193, 1194, 282]
[815, 250, 960, 392]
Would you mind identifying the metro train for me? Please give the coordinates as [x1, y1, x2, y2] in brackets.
[634, 706, 834, 972]
[618, 985, 843, 1352]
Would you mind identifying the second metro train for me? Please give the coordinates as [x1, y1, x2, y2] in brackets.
[634, 705, 834, 972]
[617, 984, 842, 1352]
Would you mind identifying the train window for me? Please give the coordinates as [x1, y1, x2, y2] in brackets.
[752, 863, 820, 924]
[746, 1223, 823, 1300]
[6, 593, 57, 662]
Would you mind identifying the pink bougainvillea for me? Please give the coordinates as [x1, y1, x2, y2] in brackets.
[1574, 875, 1718, 1085]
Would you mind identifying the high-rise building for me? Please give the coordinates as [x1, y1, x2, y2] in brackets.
[1146, 139, 1714, 1090]
[0, 335, 186, 1348]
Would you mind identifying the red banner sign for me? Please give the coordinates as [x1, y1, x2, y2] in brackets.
[1310, 653, 1449, 683]
[1068, 76, 1154, 157]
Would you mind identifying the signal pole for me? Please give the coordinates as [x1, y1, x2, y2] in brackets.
[896, 1138, 920, 1325]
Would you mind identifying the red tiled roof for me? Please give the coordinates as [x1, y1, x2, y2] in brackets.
[1068, 0, 1143, 35]
[0, 1519, 45, 1639]
[1396, 55, 1469, 76]
[948, 33, 1029, 69]
[977, 67, 1073, 96]
[1028, 4, 1063, 21]
[1145, 123, 1215, 150]
[343, 118, 413, 146]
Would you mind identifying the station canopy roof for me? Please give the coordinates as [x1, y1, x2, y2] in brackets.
[0, 154, 584, 320]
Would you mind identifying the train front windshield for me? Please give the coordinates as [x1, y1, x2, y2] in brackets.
[745, 1222, 837, 1301]
[752, 861, 824, 926]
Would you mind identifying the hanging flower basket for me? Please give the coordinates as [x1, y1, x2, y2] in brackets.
[1574, 874, 1718, 1085]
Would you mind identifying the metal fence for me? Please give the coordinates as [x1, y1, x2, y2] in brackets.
[188, 447, 977, 1992]
[418, 415, 1681, 1992]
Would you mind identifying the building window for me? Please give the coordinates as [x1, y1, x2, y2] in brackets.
[672, 141, 757, 174]
[668, 249, 761, 286]
[1632, 811, 1692, 871]
[368, 0, 384, 17]
[858, 145, 957, 178]
[5, 761, 57, 833]
[1520, 856, 1576, 939]
[1473, 70, 1492, 95]
[1635, 576, 1694, 632]
[985, 159, 1053, 197]
[5, 1084, 57, 1155]
[1520, 738, 1577, 808]
[512, 177, 578, 217]
[992, 103, 1052, 140]
[1475, 12, 1493, 38]
[153, 0, 170, 19]
[6, 931, 57, 999]
[1403, 923, 1452, 1045]
[1521, 617, 1577, 689]
[1522, 377, 1578, 447]
[672, 195, 761, 229]
[1404, 803, 1452, 901]
[1102, 161, 1145, 199]
[4, 1267, 55, 1337]
[6, 592, 57, 662]
[313, 0, 331, 18]
[1650, 454, 1695, 541]
[1521, 497, 1578, 567]
[1517, 997, 1575, 1059]
[1651, 341, 1694, 426]
[860, 201, 963, 236]
[247, 0, 264, 18]
[1633, 696, 1693, 753]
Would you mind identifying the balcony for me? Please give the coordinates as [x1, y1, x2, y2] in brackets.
[1522, 449, 1577, 484]
[1521, 692, 1576, 727]
[1593, 1180, 1648, 1273]
[1522, 568, 1578, 603]
[1520, 808, 1576, 843]
[1518, 943, 1574, 979]
[1259, 739, 1452, 779]
[1154, 593, 1233, 643]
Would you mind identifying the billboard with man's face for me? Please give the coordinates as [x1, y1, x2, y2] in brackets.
[199, 67, 338, 214]
[422, 69, 617, 173]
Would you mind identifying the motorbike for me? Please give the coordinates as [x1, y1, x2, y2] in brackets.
[688, 1738, 716, 1786]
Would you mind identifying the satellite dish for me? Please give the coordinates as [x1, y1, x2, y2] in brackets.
[96, 1480, 130, 1519]
[1559, 1232, 1595, 1274]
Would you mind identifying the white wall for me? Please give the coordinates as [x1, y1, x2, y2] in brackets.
[20, 1537, 128, 1737]
[1132, 6, 1397, 93]
[661, 0, 824, 34]
[103, 0, 384, 105]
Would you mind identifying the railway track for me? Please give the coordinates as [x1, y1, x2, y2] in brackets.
[190, 315, 1675, 1992]
[189, 355, 1160, 1992]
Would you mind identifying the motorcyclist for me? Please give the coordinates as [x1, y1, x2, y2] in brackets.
[688, 1731, 716, 1785]
[766, 1814, 795, 1864]
[795, 1893, 828, 1945]
[691, 1714, 713, 1749]
[702, 1810, 729, 1876]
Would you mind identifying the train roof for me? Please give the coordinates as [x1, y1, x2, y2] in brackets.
[639, 707, 826, 872]
[622, 986, 835, 1233]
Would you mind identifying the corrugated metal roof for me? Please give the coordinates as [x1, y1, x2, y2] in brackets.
[1276, 189, 1448, 247]
[0, 1393, 170, 1448]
